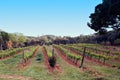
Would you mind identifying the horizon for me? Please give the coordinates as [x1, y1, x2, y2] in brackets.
[0, 0, 102, 37]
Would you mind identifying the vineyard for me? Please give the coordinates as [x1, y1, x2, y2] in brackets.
[0, 44, 119, 80]
[1, 0, 120, 79]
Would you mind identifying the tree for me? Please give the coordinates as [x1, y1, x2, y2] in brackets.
[0, 32, 3, 50]
[9, 33, 26, 47]
[88, 0, 120, 34]
[9, 33, 19, 48]
[0, 30, 10, 50]
[18, 33, 26, 47]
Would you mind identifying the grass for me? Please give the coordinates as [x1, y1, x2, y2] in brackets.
[21, 46, 93, 80]
[53, 48, 93, 80]
[0, 54, 22, 75]
[84, 59, 120, 80]
[0, 45, 119, 80]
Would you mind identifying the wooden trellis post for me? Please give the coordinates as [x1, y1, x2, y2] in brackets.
[80, 47, 86, 68]
[22, 49, 25, 65]
[52, 48, 54, 57]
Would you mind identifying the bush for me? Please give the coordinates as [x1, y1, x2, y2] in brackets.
[48, 56, 56, 67]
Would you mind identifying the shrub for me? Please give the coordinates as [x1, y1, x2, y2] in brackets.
[48, 56, 56, 67]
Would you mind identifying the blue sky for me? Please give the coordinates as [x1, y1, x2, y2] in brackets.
[0, 0, 102, 37]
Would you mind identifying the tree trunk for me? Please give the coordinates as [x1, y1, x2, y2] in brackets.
[0, 44, 3, 50]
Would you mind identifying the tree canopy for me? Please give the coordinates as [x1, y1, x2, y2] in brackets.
[88, 0, 120, 34]
[9, 33, 26, 47]
[0, 30, 10, 50]
[0, 30, 27, 50]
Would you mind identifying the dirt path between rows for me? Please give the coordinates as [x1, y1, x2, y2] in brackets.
[42, 46, 53, 72]
[67, 48, 112, 67]
[54, 47, 80, 68]
[54, 46, 104, 77]
[42, 46, 62, 73]
[18, 47, 39, 69]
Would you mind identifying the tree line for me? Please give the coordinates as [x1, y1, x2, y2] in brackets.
[0, 30, 26, 50]
[0, 30, 95, 50]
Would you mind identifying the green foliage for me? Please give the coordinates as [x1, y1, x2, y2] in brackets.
[0, 47, 28, 59]
[45, 46, 52, 58]
[63, 45, 83, 55]
[45, 46, 56, 67]
[113, 52, 120, 56]
[36, 52, 43, 62]
[9, 33, 19, 44]
[86, 52, 110, 60]
[24, 47, 36, 62]
[0, 30, 10, 50]
[55, 45, 81, 61]
[64, 44, 111, 63]
[9, 33, 26, 47]
[88, 0, 120, 34]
